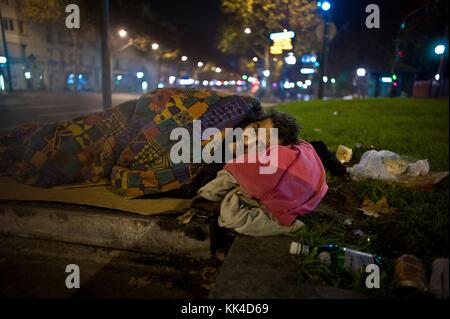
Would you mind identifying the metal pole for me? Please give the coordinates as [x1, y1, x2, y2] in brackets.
[317, 15, 330, 100]
[435, 26, 448, 99]
[0, 5, 13, 92]
[100, 0, 112, 109]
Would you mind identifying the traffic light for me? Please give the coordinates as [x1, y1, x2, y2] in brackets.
[391, 73, 398, 81]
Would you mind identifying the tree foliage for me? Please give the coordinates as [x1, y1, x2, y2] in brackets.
[18, 0, 64, 23]
[219, 0, 321, 59]
[19, 0, 100, 30]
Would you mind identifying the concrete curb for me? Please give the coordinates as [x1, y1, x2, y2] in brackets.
[0, 201, 211, 258]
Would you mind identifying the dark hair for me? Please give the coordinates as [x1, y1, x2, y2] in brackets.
[258, 108, 301, 145]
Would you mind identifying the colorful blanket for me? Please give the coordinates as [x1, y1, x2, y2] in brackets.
[0, 89, 261, 197]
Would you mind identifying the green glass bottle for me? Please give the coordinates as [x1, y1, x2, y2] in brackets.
[290, 242, 382, 273]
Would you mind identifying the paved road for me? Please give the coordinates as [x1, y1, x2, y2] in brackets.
[0, 92, 140, 133]
[0, 91, 277, 135]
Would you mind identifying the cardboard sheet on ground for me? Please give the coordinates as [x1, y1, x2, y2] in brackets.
[0, 177, 191, 215]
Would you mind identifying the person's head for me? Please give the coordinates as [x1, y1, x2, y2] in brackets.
[244, 108, 301, 147]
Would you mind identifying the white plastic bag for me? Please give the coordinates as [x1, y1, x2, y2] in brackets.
[347, 150, 429, 182]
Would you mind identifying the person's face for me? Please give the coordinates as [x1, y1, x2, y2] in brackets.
[243, 118, 276, 149]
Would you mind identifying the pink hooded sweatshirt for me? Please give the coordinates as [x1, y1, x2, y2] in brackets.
[224, 141, 328, 226]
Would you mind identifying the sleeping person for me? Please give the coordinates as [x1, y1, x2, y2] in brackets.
[196, 110, 329, 236]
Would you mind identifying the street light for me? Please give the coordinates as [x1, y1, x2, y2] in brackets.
[322, 76, 328, 83]
[197, 61, 204, 67]
[317, 0, 332, 99]
[215, 67, 222, 73]
[136, 72, 144, 79]
[244, 27, 252, 34]
[0, 56, 6, 64]
[151, 43, 159, 50]
[285, 52, 296, 65]
[263, 69, 270, 77]
[252, 57, 258, 62]
[434, 74, 440, 81]
[319, 1, 331, 11]
[356, 68, 366, 77]
[434, 44, 446, 55]
[118, 29, 127, 38]
[181, 55, 188, 62]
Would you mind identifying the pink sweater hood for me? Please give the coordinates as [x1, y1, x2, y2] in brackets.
[224, 141, 328, 225]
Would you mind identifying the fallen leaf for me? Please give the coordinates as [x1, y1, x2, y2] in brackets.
[358, 196, 397, 218]
[201, 267, 217, 282]
[177, 210, 196, 224]
[128, 274, 152, 288]
[201, 283, 215, 290]
[163, 281, 173, 288]
[215, 250, 226, 262]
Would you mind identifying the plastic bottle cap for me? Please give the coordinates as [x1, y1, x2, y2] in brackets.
[290, 242, 309, 255]
[289, 242, 301, 255]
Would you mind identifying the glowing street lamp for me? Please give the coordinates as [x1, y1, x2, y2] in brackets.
[118, 29, 127, 38]
[181, 55, 188, 62]
[318, 1, 331, 11]
[215, 67, 222, 73]
[151, 43, 159, 50]
[136, 72, 144, 79]
[0, 56, 7, 64]
[285, 52, 296, 65]
[197, 61, 204, 67]
[263, 69, 270, 77]
[434, 44, 446, 55]
[252, 57, 258, 62]
[356, 68, 366, 77]
[244, 27, 252, 34]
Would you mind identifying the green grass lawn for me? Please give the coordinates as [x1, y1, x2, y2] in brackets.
[275, 98, 449, 297]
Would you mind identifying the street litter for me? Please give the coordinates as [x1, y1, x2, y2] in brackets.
[347, 150, 449, 188]
[343, 218, 353, 226]
[348, 150, 430, 182]
[336, 145, 352, 163]
[353, 229, 364, 237]
[290, 242, 382, 274]
[428, 258, 449, 299]
[358, 196, 397, 218]
[394, 255, 427, 291]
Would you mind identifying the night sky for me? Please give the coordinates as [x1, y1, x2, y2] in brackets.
[111, 0, 448, 75]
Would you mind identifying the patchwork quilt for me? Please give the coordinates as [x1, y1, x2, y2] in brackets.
[0, 89, 261, 197]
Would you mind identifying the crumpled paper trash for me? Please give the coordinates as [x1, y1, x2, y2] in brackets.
[336, 145, 353, 164]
